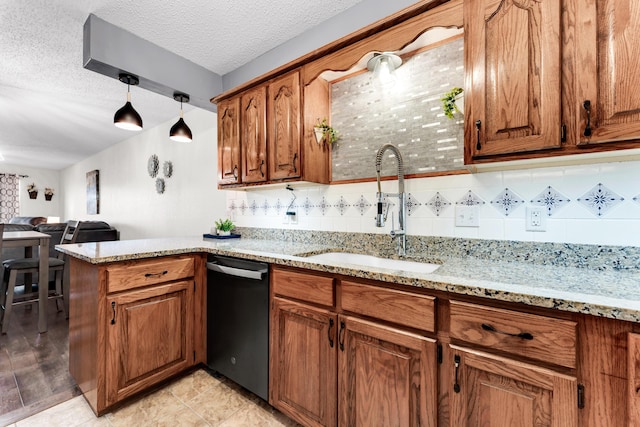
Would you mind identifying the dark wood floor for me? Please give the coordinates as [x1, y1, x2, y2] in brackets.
[0, 300, 80, 425]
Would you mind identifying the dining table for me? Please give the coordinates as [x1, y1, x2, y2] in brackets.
[2, 230, 50, 333]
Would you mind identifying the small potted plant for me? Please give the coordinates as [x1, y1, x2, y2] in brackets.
[441, 87, 464, 119]
[214, 218, 235, 236]
[313, 118, 339, 144]
[27, 183, 38, 199]
[44, 187, 55, 201]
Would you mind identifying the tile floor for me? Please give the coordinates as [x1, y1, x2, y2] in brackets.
[5, 369, 300, 427]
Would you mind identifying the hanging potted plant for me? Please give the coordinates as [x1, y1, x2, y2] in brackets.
[313, 118, 339, 145]
[27, 183, 38, 199]
[441, 87, 464, 119]
[44, 187, 55, 201]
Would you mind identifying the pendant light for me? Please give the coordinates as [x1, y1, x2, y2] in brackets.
[170, 93, 192, 142]
[113, 74, 143, 131]
[367, 52, 402, 85]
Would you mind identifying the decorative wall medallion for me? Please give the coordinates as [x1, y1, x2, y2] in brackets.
[163, 161, 173, 178]
[456, 190, 485, 206]
[147, 154, 159, 178]
[531, 186, 570, 216]
[634, 194, 640, 205]
[354, 195, 372, 216]
[491, 188, 524, 216]
[577, 183, 624, 217]
[334, 196, 351, 216]
[274, 199, 284, 215]
[406, 193, 422, 216]
[155, 178, 165, 194]
[426, 192, 451, 216]
[228, 200, 237, 213]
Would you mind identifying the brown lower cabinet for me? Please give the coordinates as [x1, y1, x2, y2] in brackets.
[270, 266, 437, 427]
[68, 254, 206, 416]
[269, 265, 639, 427]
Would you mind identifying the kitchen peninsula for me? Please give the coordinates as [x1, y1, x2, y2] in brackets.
[58, 230, 640, 426]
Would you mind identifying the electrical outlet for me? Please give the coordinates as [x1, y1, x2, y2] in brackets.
[285, 210, 298, 224]
[455, 206, 479, 227]
[525, 206, 546, 232]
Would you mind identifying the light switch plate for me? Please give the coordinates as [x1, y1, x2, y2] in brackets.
[455, 206, 479, 227]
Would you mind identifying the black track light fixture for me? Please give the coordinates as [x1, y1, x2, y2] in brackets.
[114, 74, 143, 131]
[169, 93, 192, 142]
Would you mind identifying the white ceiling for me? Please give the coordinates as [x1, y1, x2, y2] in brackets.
[0, 0, 364, 170]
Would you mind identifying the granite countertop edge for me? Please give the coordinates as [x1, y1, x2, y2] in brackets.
[56, 237, 640, 323]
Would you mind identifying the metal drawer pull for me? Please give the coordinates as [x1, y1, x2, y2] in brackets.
[583, 100, 592, 137]
[481, 323, 534, 340]
[453, 355, 461, 393]
[145, 270, 168, 278]
[111, 301, 116, 325]
[338, 320, 346, 351]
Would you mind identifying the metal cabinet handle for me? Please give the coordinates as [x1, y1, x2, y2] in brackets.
[292, 153, 298, 174]
[583, 100, 592, 137]
[475, 120, 482, 151]
[338, 320, 346, 351]
[481, 323, 533, 340]
[145, 270, 168, 278]
[453, 355, 461, 393]
[232, 165, 238, 180]
[328, 318, 335, 348]
[260, 159, 265, 177]
[111, 301, 116, 325]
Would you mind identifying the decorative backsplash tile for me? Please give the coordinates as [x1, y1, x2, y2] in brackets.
[531, 186, 570, 216]
[224, 160, 640, 247]
[577, 183, 624, 217]
[330, 36, 465, 181]
[490, 188, 524, 216]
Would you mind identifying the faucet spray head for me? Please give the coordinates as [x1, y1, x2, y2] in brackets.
[375, 192, 386, 227]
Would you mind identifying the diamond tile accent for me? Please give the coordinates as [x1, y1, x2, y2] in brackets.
[531, 186, 570, 216]
[491, 188, 524, 216]
[577, 183, 624, 217]
[317, 196, 331, 216]
[261, 199, 270, 215]
[249, 199, 258, 215]
[301, 197, 314, 215]
[239, 200, 247, 215]
[406, 193, 422, 216]
[274, 198, 285, 214]
[354, 195, 372, 216]
[228, 200, 237, 212]
[456, 190, 485, 206]
[426, 192, 451, 216]
[334, 196, 351, 216]
[634, 194, 640, 205]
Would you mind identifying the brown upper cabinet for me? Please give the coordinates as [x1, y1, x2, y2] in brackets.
[464, 0, 563, 161]
[217, 98, 241, 185]
[267, 72, 301, 181]
[575, 0, 640, 146]
[240, 85, 267, 183]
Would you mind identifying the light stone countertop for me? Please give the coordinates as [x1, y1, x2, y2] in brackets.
[57, 236, 640, 323]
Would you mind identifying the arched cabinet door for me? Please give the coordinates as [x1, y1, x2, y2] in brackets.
[464, 0, 562, 162]
[268, 71, 301, 181]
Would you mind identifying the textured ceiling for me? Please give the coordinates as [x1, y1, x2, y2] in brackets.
[0, 0, 364, 170]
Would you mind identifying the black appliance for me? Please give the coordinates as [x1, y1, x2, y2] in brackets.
[206, 255, 269, 400]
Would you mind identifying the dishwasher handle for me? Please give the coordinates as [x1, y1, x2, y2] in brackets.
[206, 261, 268, 281]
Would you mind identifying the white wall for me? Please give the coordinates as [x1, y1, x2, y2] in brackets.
[0, 164, 61, 219]
[60, 108, 226, 239]
[225, 158, 640, 247]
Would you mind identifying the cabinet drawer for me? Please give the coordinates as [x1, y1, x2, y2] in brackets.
[341, 281, 436, 333]
[106, 256, 195, 293]
[450, 301, 577, 368]
[272, 267, 335, 307]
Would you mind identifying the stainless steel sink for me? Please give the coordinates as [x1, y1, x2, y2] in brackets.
[302, 252, 440, 274]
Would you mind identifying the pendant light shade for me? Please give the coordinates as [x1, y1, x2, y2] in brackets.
[367, 52, 402, 85]
[114, 74, 143, 131]
[170, 93, 192, 142]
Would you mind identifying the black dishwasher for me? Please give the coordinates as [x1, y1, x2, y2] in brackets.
[206, 255, 269, 401]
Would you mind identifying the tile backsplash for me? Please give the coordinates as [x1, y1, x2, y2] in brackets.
[225, 159, 640, 247]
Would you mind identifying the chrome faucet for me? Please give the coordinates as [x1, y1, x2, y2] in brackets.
[375, 143, 406, 256]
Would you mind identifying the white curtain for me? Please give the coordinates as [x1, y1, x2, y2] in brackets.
[0, 174, 20, 223]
